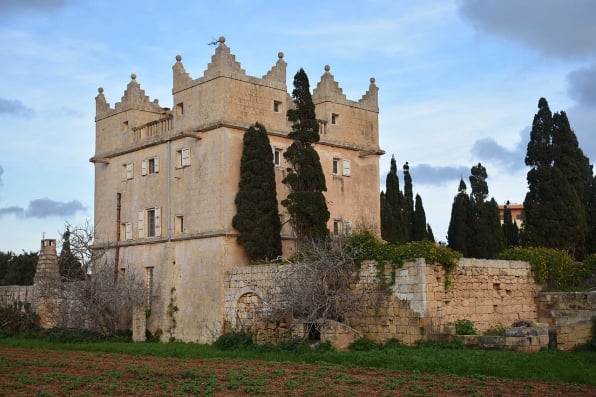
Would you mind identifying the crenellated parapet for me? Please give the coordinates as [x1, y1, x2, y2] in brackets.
[95, 74, 165, 121]
[172, 36, 287, 94]
[313, 65, 378, 113]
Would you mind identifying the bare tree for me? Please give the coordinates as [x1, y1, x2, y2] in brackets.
[263, 237, 389, 334]
[38, 221, 145, 335]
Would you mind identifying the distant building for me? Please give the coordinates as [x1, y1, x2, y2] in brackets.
[499, 202, 524, 228]
[91, 37, 383, 342]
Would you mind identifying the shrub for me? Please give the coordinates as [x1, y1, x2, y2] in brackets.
[484, 324, 506, 336]
[212, 331, 253, 350]
[348, 338, 382, 351]
[0, 301, 39, 338]
[448, 319, 477, 335]
[498, 247, 579, 290]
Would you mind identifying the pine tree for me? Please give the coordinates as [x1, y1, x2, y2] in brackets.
[502, 201, 519, 247]
[233, 123, 282, 261]
[447, 179, 470, 255]
[282, 69, 329, 242]
[523, 98, 588, 257]
[59, 227, 84, 281]
[411, 194, 428, 241]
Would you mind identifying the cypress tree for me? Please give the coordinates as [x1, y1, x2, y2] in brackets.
[282, 69, 329, 242]
[403, 162, 414, 238]
[502, 201, 519, 247]
[381, 156, 408, 243]
[233, 123, 282, 261]
[426, 223, 435, 243]
[447, 179, 470, 255]
[59, 227, 84, 281]
[411, 194, 428, 241]
[523, 98, 588, 257]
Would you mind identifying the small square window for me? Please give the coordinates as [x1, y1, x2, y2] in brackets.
[273, 101, 281, 113]
[122, 162, 134, 180]
[331, 113, 338, 125]
[120, 223, 132, 241]
[176, 148, 190, 168]
[142, 157, 159, 176]
[333, 219, 342, 236]
[176, 102, 184, 116]
[121, 121, 129, 132]
[175, 215, 184, 234]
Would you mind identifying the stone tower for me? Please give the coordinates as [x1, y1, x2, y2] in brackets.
[34, 238, 60, 283]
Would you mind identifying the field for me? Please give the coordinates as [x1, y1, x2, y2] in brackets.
[1, 341, 595, 397]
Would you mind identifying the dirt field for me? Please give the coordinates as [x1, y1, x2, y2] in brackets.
[1, 346, 594, 396]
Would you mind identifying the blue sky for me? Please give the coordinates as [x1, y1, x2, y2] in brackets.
[1, 0, 595, 252]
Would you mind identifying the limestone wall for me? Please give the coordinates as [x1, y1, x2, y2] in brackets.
[0, 285, 36, 307]
[538, 291, 596, 350]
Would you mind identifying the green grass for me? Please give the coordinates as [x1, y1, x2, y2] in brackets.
[1, 337, 595, 385]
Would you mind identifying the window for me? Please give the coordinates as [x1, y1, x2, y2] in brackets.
[138, 207, 161, 238]
[142, 157, 159, 175]
[331, 113, 338, 125]
[120, 223, 132, 241]
[273, 148, 282, 166]
[342, 159, 351, 177]
[333, 219, 342, 236]
[343, 221, 353, 236]
[273, 100, 281, 113]
[332, 158, 340, 175]
[175, 215, 184, 234]
[176, 148, 190, 168]
[176, 102, 184, 116]
[119, 268, 126, 278]
[121, 121, 129, 132]
[122, 162, 134, 180]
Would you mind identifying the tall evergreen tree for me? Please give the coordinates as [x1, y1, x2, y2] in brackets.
[523, 98, 588, 257]
[403, 162, 414, 238]
[1, 251, 38, 286]
[282, 69, 329, 242]
[59, 227, 84, 281]
[380, 156, 408, 243]
[233, 123, 282, 261]
[467, 163, 505, 258]
[426, 223, 435, 243]
[502, 201, 519, 247]
[447, 179, 470, 255]
[411, 194, 428, 241]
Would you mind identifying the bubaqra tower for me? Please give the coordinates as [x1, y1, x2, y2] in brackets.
[91, 37, 383, 342]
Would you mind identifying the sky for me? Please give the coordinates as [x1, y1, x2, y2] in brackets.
[1, 0, 595, 252]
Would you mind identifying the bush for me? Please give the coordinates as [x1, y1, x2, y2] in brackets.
[348, 338, 382, 351]
[484, 324, 506, 336]
[448, 319, 477, 335]
[498, 247, 580, 290]
[0, 301, 39, 338]
[212, 331, 253, 350]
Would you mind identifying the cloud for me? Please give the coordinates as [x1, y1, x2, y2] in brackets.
[471, 137, 526, 172]
[0, 98, 34, 118]
[458, 0, 596, 59]
[567, 63, 596, 107]
[0, 198, 86, 219]
[408, 164, 470, 186]
[0, 0, 70, 16]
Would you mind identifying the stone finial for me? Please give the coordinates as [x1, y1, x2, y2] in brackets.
[325, 65, 330, 72]
[176, 54, 182, 62]
[95, 86, 110, 115]
[370, 77, 375, 84]
[131, 73, 137, 80]
[98, 87, 104, 94]
[219, 36, 226, 44]
[278, 52, 284, 59]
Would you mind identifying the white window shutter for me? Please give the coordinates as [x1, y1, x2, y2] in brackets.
[125, 223, 132, 240]
[155, 207, 161, 237]
[141, 159, 148, 176]
[127, 163, 134, 179]
[138, 211, 144, 238]
[342, 160, 351, 176]
[181, 148, 190, 166]
[154, 157, 159, 173]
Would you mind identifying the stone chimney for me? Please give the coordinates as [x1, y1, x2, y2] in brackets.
[34, 238, 60, 284]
